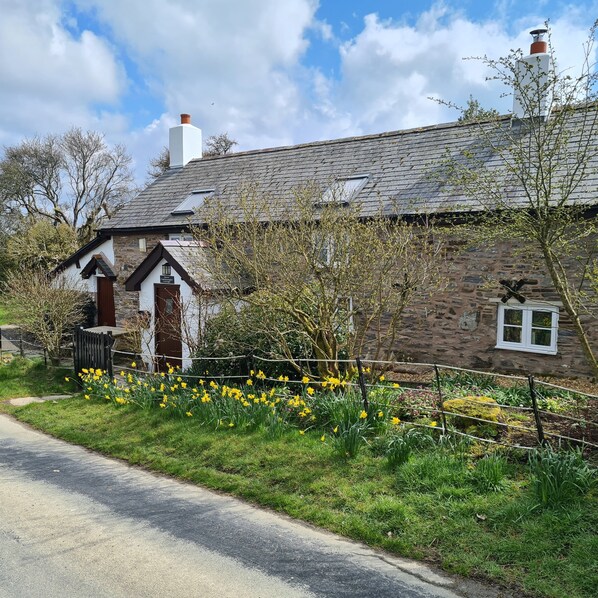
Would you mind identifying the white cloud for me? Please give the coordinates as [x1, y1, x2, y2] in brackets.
[1, 0, 596, 186]
[315, 5, 596, 136]
[0, 0, 125, 143]
[74, 0, 319, 152]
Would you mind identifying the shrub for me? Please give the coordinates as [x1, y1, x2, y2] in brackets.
[443, 396, 501, 437]
[191, 298, 313, 379]
[528, 447, 596, 508]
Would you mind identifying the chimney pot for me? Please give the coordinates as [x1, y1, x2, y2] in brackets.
[180, 113, 191, 125]
[529, 26, 548, 54]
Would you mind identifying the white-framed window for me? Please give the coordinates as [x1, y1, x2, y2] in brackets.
[496, 303, 559, 355]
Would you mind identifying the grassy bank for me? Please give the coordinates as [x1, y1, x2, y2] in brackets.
[5, 394, 597, 598]
[0, 357, 74, 399]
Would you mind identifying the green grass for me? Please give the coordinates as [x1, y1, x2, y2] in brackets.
[5, 397, 597, 598]
[0, 357, 75, 399]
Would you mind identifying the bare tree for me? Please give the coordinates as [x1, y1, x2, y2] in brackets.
[0, 128, 136, 243]
[3, 269, 87, 364]
[194, 185, 444, 377]
[147, 146, 170, 181]
[203, 133, 237, 157]
[442, 24, 598, 376]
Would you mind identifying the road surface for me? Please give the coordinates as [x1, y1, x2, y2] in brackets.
[0, 414, 505, 598]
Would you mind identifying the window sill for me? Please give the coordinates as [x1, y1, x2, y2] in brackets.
[494, 344, 557, 356]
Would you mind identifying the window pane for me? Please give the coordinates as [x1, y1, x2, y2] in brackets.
[532, 310, 552, 328]
[503, 326, 522, 343]
[531, 328, 552, 346]
[503, 309, 523, 326]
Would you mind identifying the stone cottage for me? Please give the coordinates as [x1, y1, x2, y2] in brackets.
[57, 29, 598, 376]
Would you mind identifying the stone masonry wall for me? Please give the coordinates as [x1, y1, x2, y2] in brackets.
[112, 233, 167, 325]
[392, 237, 597, 378]
[109, 231, 597, 378]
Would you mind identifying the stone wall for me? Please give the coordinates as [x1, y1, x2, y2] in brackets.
[109, 231, 597, 378]
[391, 237, 597, 378]
[112, 233, 167, 325]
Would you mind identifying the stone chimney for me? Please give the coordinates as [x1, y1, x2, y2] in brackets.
[169, 113, 202, 168]
[512, 27, 552, 120]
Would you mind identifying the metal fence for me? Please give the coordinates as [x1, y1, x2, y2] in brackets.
[108, 347, 597, 452]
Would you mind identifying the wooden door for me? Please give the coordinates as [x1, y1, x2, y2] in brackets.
[97, 277, 116, 327]
[155, 285, 182, 371]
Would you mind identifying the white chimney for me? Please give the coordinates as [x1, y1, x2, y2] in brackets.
[169, 113, 202, 168]
[512, 27, 552, 120]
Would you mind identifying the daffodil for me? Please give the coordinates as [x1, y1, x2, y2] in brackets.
[320, 435, 325, 442]
[359, 410, 367, 419]
[301, 376, 310, 384]
[306, 386, 315, 396]
[392, 417, 400, 425]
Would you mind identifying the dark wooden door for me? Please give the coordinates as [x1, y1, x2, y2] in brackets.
[97, 277, 116, 327]
[155, 285, 182, 371]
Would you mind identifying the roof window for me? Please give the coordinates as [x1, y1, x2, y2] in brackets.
[171, 189, 214, 215]
[316, 175, 368, 207]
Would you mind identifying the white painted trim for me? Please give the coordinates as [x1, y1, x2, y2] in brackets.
[495, 302, 559, 355]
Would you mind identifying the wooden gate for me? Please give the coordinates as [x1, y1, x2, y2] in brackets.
[73, 327, 115, 377]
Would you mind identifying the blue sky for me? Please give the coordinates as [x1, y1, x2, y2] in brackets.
[1, 0, 597, 181]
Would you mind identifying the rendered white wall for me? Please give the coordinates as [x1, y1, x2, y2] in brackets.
[138, 258, 206, 372]
[55, 238, 114, 294]
[512, 53, 552, 119]
[169, 124, 202, 168]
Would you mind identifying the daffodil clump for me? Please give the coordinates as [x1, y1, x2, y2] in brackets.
[77, 365, 436, 459]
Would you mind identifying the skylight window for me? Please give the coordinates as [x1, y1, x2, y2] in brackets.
[171, 189, 214, 215]
[316, 175, 369, 207]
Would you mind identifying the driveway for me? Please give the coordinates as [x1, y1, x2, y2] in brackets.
[0, 415, 506, 598]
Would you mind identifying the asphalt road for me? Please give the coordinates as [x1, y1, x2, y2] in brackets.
[0, 414, 505, 598]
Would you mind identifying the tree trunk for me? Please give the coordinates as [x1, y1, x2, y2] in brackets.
[542, 246, 598, 379]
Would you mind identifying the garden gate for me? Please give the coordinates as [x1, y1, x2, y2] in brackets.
[73, 327, 114, 377]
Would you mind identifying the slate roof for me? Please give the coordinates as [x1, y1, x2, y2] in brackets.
[81, 253, 117, 280]
[125, 240, 217, 291]
[103, 109, 598, 232]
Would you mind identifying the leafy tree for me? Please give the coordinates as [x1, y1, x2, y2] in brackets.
[0, 128, 136, 243]
[6, 219, 79, 270]
[194, 185, 444, 377]
[443, 24, 598, 376]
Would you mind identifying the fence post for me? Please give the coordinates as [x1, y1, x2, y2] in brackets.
[0, 327, 3, 362]
[433, 364, 448, 435]
[528, 375, 547, 447]
[355, 357, 369, 412]
[19, 328, 24, 358]
[105, 331, 114, 378]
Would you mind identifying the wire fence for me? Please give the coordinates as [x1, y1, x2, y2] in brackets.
[0, 326, 73, 368]
[106, 346, 598, 453]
